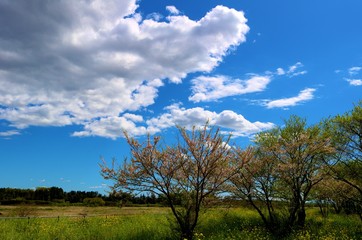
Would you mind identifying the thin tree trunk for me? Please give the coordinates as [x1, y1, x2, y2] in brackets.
[297, 206, 306, 227]
[247, 196, 269, 227]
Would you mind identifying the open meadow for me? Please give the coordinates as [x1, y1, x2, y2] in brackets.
[0, 206, 361, 240]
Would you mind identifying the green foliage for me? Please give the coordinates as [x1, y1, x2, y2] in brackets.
[0, 187, 105, 205]
[321, 101, 362, 220]
[83, 197, 106, 207]
[232, 115, 335, 230]
[326, 101, 362, 192]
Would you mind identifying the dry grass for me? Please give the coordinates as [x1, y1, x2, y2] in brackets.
[0, 206, 169, 218]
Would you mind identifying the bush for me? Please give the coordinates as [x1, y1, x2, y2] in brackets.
[11, 205, 37, 217]
[83, 197, 105, 207]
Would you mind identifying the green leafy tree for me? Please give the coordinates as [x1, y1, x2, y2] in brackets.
[49, 187, 65, 201]
[326, 101, 362, 196]
[34, 187, 50, 201]
[322, 101, 362, 220]
[230, 116, 335, 230]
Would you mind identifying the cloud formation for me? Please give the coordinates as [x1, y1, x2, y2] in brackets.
[166, 5, 180, 15]
[348, 66, 362, 76]
[275, 62, 307, 77]
[189, 75, 271, 102]
[345, 65, 362, 86]
[72, 104, 274, 139]
[0, 130, 21, 137]
[262, 88, 316, 109]
[146, 104, 275, 138]
[189, 62, 307, 103]
[346, 79, 362, 86]
[0, 0, 249, 137]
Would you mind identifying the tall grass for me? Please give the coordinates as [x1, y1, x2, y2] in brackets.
[0, 214, 172, 240]
[0, 207, 360, 239]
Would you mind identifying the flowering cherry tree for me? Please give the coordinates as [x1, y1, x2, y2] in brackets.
[100, 124, 249, 240]
[229, 146, 278, 229]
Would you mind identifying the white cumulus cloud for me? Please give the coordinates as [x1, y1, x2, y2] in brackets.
[71, 104, 274, 139]
[72, 115, 149, 139]
[146, 104, 274, 137]
[0, 1, 249, 138]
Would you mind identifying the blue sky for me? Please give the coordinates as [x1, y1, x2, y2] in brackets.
[0, 0, 361, 194]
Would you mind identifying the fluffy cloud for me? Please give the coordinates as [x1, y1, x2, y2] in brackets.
[214, 110, 275, 136]
[189, 62, 306, 103]
[0, 1, 249, 137]
[71, 104, 274, 139]
[189, 75, 271, 102]
[346, 66, 361, 86]
[338, 66, 362, 86]
[346, 79, 362, 86]
[262, 88, 316, 109]
[72, 115, 148, 139]
[146, 104, 274, 137]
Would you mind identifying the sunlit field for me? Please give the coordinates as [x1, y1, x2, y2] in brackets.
[0, 206, 360, 240]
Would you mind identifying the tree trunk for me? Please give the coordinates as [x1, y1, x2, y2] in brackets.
[288, 202, 298, 227]
[297, 206, 306, 227]
[247, 196, 269, 227]
[181, 230, 193, 240]
[180, 221, 194, 240]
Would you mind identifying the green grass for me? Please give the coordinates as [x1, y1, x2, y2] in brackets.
[0, 214, 173, 240]
[197, 208, 362, 240]
[0, 206, 361, 239]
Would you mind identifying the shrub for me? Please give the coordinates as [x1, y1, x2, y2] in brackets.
[11, 205, 37, 217]
[83, 197, 105, 207]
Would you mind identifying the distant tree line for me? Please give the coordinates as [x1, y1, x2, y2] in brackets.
[0, 187, 100, 205]
[0, 187, 175, 206]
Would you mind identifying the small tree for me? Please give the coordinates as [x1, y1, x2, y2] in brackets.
[83, 197, 105, 207]
[229, 146, 279, 229]
[326, 101, 362, 197]
[322, 101, 362, 220]
[230, 116, 335, 231]
[311, 175, 357, 216]
[100, 125, 247, 240]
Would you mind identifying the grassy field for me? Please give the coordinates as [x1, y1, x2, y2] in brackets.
[0, 206, 361, 239]
[0, 205, 167, 217]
